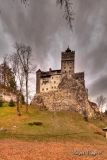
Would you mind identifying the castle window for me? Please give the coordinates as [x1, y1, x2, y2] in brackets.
[52, 87, 53, 89]
[64, 67, 66, 69]
[65, 71, 66, 73]
[54, 81, 56, 83]
[46, 88, 48, 90]
[54, 86, 56, 89]
[70, 67, 71, 69]
[42, 89, 44, 91]
[52, 77, 53, 79]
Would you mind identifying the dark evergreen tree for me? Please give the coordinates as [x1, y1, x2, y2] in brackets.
[9, 99, 15, 107]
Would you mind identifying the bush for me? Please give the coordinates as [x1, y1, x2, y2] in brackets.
[28, 122, 43, 126]
[84, 116, 88, 122]
[94, 131, 103, 135]
[0, 100, 3, 107]
[8, 99, 15, 107]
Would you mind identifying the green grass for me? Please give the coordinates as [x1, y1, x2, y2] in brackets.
[0, 104, 107, 144]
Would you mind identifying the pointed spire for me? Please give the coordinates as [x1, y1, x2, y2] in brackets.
[66, 45, 71, 52]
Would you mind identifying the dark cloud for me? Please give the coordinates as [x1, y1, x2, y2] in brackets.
[88, 74, 107, 101]
[0, 0, 107, 101]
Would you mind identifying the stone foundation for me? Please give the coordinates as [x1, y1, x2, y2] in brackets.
[31, 74, 99, 118]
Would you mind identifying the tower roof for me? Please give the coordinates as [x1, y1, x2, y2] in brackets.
[65, 46, 71, 52]
[36, 69, 41, 72]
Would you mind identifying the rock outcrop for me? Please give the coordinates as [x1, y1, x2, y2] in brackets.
[31, 74, 99, 118]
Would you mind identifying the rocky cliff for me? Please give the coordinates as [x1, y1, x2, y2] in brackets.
[31, 74, 99, 118]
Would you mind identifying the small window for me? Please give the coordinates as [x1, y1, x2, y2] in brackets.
[52, 77, 53, 79]
[42, 89, 44, 91]
[54, 86, 56, 89]
[54, 81, 56, 83]
[52, 87, 53, 89]
[46, 88, 48, 90]
[65, 71, 66, 73]
[70, 67, 71, 69]
[64, 67, 66, 69]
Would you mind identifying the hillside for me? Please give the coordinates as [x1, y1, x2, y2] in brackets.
[0, 104, 107, 159]
[0, 104, 107, 143]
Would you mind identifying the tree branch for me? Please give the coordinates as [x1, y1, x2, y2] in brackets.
[56, 0, 74, 31]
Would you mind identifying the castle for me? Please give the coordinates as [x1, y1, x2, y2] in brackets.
[36, 47, 86, 94]
[31, 46, 100, 117]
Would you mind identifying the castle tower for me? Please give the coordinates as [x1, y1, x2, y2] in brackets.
[61, 46, 75, 77]
[36, 69, 41, 93]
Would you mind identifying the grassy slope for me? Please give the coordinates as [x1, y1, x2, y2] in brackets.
[0, 104, 107, 144]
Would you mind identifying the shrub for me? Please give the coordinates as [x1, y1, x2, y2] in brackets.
[84, 116, 88, 122]
[94, 131, 103, 135]
[8, 99, 15, 107]
[0, 100, 3, 107]
[28, 122, 43, 126]
[33, 122, 43, 126]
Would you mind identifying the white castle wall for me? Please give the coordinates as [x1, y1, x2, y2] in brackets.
[40, 74, 61, 92]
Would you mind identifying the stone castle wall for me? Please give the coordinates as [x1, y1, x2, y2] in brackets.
[61, 50, 75, 76]
[36, 48, 76, 94]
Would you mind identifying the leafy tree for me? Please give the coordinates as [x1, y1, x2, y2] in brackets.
[0, 56, 16, 91]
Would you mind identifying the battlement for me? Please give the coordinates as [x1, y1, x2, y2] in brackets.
[74, 72, 84, 80]
[61, 51, 75, 60]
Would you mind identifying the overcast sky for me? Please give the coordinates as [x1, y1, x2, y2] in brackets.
[0, 0, 107, 103]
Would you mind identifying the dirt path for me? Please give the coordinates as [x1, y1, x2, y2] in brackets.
[0, 139, 106, 160]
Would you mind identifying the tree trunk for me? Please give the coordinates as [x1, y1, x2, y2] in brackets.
[26, 74, 28, 113]
[16, 92, 21, 116]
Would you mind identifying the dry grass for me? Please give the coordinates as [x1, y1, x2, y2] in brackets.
[0, 139, 107, 160]
[0, 104, 107, 159]
[0, 104, 107, 143]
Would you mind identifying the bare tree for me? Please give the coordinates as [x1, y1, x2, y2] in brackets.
[9, 53, 25, 115]
[15, 0, 74, 30]
[57, 0, 74, 30]
[13, 0, 28, 6]
[1, 1, 74, 30]
[96, 95, 106, 113]
[14, 42, 34, 113]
